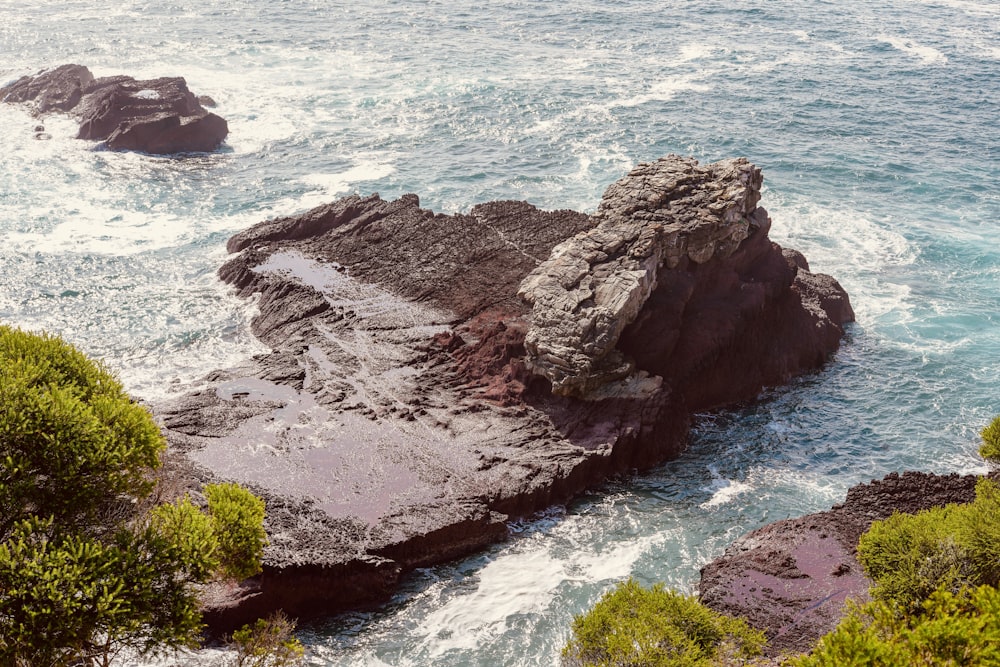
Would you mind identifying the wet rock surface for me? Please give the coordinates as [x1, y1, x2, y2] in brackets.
[699, 470, 987, 658]
[155, 156, 853, 631]
[2, 63, 227, 154]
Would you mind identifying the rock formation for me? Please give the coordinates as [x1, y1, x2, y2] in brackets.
[521, 156, 853, 408]
[2, 64, 227, 154]
[519, 157, 763, 396]
[699, 471, 988, 658]
[154, 155, 853, 631]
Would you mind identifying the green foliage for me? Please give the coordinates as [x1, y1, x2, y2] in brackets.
[151, 494, 220, 581]
[790, 585, 1000, 667]
[801, 475, 1000, 664]
[0, 516, 206, 667]
[0, 327, 270, 667]
[858, 477, 1000, 613]
[206, 481, 268, 581]
[229, 612, 306, 667]
[0, 517, 127, 667]
[980, 415, 1000, 462]
[0, 325, 164, 538]
[953, 477, 1000, 587]
[561, 578, 766, 667]
[857, 504, 970, 614]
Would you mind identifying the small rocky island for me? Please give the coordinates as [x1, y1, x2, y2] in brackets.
[155, 155, 854, 630]
[1, 64, 227, 153]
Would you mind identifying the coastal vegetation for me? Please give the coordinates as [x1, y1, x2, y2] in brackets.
[561, 578, 766, 667]
[0, 325, 277, 666]
[979, 415, 1000, 462]
[857, 476, 1000, 613]
[791, 417, 1000, 665]
[228, 612, 306, 667]
[566, 418, 1000, 666]
[789, 585, 1000, 666]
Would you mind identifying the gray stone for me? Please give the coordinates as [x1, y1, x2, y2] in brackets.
[519, 156, 769, 396]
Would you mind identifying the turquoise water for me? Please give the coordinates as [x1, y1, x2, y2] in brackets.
[2, 1, 998, 664]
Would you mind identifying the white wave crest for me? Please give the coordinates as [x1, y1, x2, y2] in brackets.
[700, 466, 752, 509]
[296, 161, 397, 209]
[766, 198, 918, 324]
[611, 74, 713, 109]
[879, 34, 948, 65]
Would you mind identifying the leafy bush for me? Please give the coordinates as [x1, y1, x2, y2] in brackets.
[953, 477, 1000, 587]
[561, 578, 766, 667]
[805, 475, 1000, 664]
[858, 477, 1000, 613]
[980, 415, 1000, 462]
[857, 503, 970, 614]
[0, 325, 163, 538]
[207, 481, 268, 581]
[229, 612, 306, 667]
[0, 514, 213, 666]
[0, 326, 269, 667]
[790, 585, 1000, 667]
[151, 494, 221, 581]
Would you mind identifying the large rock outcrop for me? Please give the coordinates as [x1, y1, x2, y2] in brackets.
[2, 64, 227, 154]
[699, 471, 988, 658]
[520, 156, 852, 407]
[155, 155, 853, 631]
[519, 157, 764, 396]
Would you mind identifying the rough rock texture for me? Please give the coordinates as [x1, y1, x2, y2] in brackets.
[699, 471, 987, 658]
[520, 156, 853, 403]
[1, 64, 227, 154]
[519, 157, 762, 395]
[154, 156, 853, 631]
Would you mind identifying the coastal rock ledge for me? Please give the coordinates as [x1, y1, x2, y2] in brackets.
[699, 470, 991, 659]
[1, 63, 227, 153]
[156, 155, 853, 631]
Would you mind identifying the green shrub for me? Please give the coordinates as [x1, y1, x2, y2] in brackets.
[150, 494, 221, 581]
[0, 515, 212, 666]
[561, 578, 766, 667]
[206, 482, 268, 581]
[980, 415, 1000, 462]
[0, 326, 269, 666]
[953, 477, 1000, 587]
[229, 612, 306, 667]
[790, 585, 1000, 667]
[824, 476, 1000, 664]
[857, 504, 970, 614]
[858, 477, 1000, 613]
[0, 325, 164, 538]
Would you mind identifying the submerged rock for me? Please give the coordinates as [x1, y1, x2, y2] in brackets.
[155, 155, 853, 631]
[2, 63, 228, 154]
[698, 471, 987, 658]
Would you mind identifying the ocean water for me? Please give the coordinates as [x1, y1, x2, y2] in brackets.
[2, 0, 998, 664]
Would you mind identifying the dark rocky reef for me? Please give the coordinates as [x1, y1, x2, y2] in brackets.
[699, 470, 988, 658]
[2, 64, 227, 154]
[154, 155, 853, 631]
